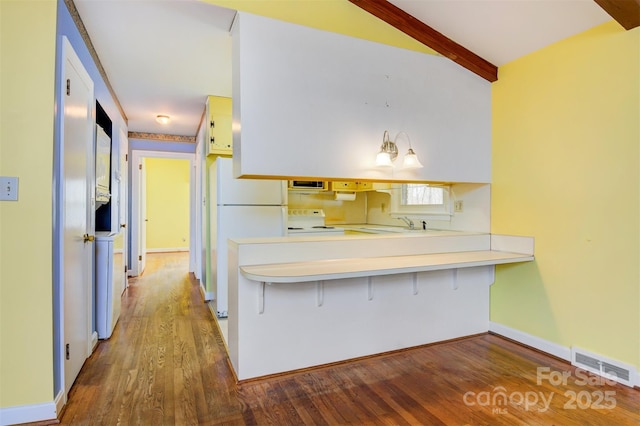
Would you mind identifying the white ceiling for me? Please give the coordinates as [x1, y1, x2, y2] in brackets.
[389, 0, 611, 66]
[75, 0, 236, 137]
[74, 0, 612, 138]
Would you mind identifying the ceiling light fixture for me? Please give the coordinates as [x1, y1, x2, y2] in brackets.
[156, 114, 170, 125]
[375, 130, 423, 169]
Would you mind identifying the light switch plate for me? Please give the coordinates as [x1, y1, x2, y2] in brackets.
[0, 176, 19, 201]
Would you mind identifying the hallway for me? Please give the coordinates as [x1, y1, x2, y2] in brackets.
[59, 253, 640, 425]
[61, 252, 240, 424]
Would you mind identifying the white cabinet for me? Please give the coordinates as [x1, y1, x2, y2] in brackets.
[95, 231, 125, 339]
[330, 181, 373, 192]
[206, 95, 232, 156]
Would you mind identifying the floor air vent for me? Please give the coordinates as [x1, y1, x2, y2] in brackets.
[571, 346, 636, 387]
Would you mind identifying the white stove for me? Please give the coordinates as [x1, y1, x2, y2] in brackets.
[287, 209, 345, 236]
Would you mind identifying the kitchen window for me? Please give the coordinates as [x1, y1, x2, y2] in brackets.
[391, 183, 451, 216]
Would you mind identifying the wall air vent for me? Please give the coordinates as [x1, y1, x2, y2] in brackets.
[571, 346, 636, 388]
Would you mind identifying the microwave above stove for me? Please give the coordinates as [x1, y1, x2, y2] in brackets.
[288, 180, 328, 191]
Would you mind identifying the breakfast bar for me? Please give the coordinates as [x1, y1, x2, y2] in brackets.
[227, 232, 534, 381]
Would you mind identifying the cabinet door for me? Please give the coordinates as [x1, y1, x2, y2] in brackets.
[332, 181, 357, 191]
[207, 96, 233, 156]
[356, 182, 373, 191]
[332, 181, 374, 191]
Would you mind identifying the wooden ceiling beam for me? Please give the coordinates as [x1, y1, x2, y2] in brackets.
[348, 0, 498, 82]
[593, 0, 640, 30]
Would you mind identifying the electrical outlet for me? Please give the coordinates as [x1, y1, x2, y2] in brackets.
[454, 200, 464, 213]
[0, 176, 18, 201]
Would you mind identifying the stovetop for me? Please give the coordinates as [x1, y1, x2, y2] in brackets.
[287, 208, 327, 228]
[287, 209, 345, 234]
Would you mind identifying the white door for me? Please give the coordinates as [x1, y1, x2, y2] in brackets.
[62, 37, 94, 396]
[138, 158, 147, 275]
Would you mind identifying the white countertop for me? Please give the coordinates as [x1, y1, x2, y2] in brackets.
[232, 228, 483, 245]
[240, 250, 533, 283]
[339, 224, 474, 236]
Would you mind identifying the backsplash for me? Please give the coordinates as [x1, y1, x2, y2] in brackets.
[289, 183, 490, 232]
[288, 191, 366, 224]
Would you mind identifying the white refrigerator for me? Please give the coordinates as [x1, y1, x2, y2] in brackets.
[210, 157, 287, 318]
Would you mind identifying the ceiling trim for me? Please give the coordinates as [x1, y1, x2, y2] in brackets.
[593, 0, 640, 30]
[128, 132, 196, 143]
[347, 0, 498, 82]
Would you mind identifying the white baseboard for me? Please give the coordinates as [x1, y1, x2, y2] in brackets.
[146, 247, 189, 253]
[91, 330, 99, 352]
[55, 389, 65, 421]
[489, 321, 571, 361]
[197, 282, 214, 302]
[0, 399, 58, 426]
[490, 322, 640, 387]
[207, 301, 217, 319]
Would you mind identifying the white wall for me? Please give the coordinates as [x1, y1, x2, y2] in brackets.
[232, 12, 491, 183]
[366, 183, 490, 232]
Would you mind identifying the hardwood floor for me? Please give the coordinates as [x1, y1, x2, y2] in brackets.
[59, 252, 640, 425]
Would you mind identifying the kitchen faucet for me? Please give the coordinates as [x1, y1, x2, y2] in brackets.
[398, 216, 415, 230]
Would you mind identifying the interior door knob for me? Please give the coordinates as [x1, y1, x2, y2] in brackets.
[83, 234, 95, 243]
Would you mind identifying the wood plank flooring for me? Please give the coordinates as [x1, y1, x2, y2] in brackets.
[59, 252, 640, 425]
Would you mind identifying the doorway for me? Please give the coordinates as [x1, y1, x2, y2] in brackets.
[130, 150, 196, 277]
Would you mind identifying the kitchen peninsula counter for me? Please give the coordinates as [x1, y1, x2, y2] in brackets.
[226, 232, 534, 381]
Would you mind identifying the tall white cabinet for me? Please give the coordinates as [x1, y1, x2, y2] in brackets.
[94, 104, 126, 340]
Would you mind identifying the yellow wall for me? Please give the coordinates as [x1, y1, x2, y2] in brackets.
[0, 0, 57, 406]
[491, 22, 640, 369]
[205, 0, 436, 55]
[145, 158, 190, 250]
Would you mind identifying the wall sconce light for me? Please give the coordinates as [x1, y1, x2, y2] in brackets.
[375, 130, 423, 169]
[156, 114, 171, 125]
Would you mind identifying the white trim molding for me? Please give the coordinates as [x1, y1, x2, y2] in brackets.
[0, 399, 58, 426]
[146, 247, 190, 253]
[490, 322, 640, 387]
[489, 322, 571, 361]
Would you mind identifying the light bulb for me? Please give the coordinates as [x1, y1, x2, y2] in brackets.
[402, 148, 423, 169]
[156, 115, 170, 124]
[376, 151, 393, 167]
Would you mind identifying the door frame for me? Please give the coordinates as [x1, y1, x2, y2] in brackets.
[118, 128, 129, 284]
[129, 150, 196, 276]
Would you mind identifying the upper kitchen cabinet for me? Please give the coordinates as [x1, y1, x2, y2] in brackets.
[330, 181, 373, 192]
[231, 13, 491, 183]
[207, 95, 232, 156]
